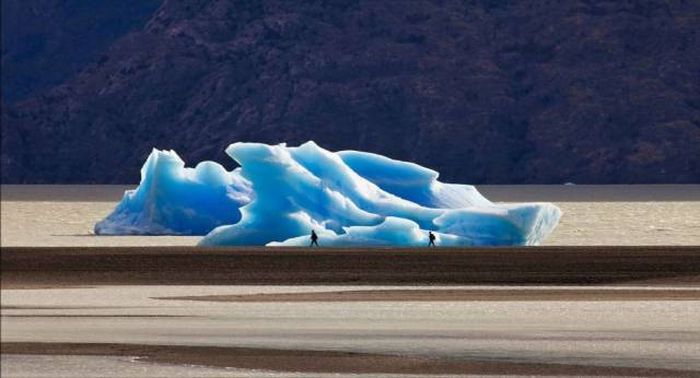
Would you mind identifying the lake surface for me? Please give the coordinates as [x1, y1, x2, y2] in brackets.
[2, 185, 699, 246]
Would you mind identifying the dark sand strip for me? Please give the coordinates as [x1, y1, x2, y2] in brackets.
[156, 288, 700, 302]
[1, 305, 146, 310]
[3, 246, 699, 287]
[1, 342, 694, 377]
[1, 315, 188, 318]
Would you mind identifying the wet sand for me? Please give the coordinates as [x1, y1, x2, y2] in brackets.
[157, 287, 700, 302]
[2, 342, 695, 377]
[3, 246, 699, 288]
[3, 284, 699, 376]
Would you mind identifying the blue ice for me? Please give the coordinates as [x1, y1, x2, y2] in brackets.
[96, 141, 561, 246]
[94, 149, 252, 235]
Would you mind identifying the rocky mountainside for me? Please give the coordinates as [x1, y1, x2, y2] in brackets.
[1, 0, 161, 103]
[2, 0, 699, 184]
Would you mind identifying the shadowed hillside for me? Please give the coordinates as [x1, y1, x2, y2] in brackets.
[2, 0, 699, 184]
[1, 0, 162, 103]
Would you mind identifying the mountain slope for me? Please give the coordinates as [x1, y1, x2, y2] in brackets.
[1, 0, 162, 103]
[2, 0, 699, 183]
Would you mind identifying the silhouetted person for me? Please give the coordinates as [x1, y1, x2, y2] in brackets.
[310, 230, 319, 247]
[428, 231, 436, 247]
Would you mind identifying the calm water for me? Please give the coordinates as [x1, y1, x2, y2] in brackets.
[1, 185, 699, 246]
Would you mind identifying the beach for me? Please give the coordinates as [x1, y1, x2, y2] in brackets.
[3, 281, 700, 376]
[3, 246, 700, 376]
[3, 246, 700, 287]
[2, 185, 699, 377]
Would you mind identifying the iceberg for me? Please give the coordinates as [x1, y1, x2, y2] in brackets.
[94, 149, 252, 235]
[96, 141, 561, 246]
[338, 150, 491, 208]
[268, 217, 470, 247]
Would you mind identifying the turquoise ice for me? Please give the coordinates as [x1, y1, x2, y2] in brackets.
[96, 141, 561, 246]
[94, 149, 252, 235]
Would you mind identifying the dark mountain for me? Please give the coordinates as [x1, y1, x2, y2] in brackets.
[1, 0, 162, 103]
[2, 0, 699, 184]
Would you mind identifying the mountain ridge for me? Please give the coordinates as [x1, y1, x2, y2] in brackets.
[2, 0, 699, 184]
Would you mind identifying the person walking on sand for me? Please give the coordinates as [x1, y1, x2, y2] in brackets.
[310, 230, 319, 247]
[428, 231, 436, 247]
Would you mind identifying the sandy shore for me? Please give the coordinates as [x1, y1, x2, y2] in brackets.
[3, 246, 699, 288]
[3, 246, 699, 376]
[1, 342, 695, 377]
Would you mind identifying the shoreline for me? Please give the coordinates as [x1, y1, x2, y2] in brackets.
[3, 246, 699, 287]
[4, 185, 700, 247]
[3, 184, 700, 202]
[2, 342, 696, 377]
